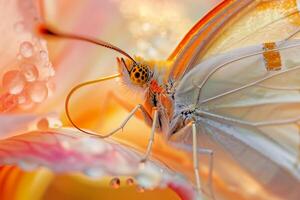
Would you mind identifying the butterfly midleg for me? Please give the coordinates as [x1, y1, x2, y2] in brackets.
[105, 91, 152, 125]
[141, 107, 158, 163]
[103, 92, 158, 162]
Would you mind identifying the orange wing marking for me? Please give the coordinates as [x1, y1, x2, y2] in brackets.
[263, 42, 282, 71]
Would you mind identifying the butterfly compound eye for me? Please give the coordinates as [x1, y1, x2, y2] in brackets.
[130, 64, 150, 85]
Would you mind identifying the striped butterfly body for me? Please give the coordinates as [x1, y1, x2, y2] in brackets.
[42, 0, 300, 199]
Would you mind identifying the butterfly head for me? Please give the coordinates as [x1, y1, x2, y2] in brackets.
[117, 57, 152, 87]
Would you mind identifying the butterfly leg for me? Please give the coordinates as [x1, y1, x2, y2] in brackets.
[104, 91, 152, 124]
[200, 149, 215, 200]
[297, 123, 300, 167]
[103, 92, 159, 162]
[140, 107, 158, 163]
[192, 122, 216, 200]
[192, 122, 202, 194]
[99, 91, 160, 163]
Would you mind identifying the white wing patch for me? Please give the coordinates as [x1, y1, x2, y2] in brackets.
[174, 39, 300, 187]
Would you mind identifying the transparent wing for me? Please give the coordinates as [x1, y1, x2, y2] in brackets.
[201, 119, 300, 199]
[173, 39, 300, 199]
[176, 39, 300, 157]
[168, 0, 300, 81]
[169, 119, 300, 200]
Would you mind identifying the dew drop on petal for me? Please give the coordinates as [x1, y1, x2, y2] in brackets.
[84, 168, 104, 178]
[17, 91, 30, 104]
[37, 118, 49, 130]
[136, 185, 145, 193]
[19, 41, 34, 58]
[136, 163, 162, 188]
[47, 117, 62, 128]
[126, 178, 135, 186]
[20, 63, 38, 82]
[39, 50, 48, 61]
[2, 70, 25, 94]
[110, 177, 120, 189]
[27, 82, 48, 103]
[17, 91, 34, 110]
[73, 137, 107, 154]
[18, 160, 38, 171]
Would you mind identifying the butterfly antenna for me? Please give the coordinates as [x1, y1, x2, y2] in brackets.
[65, 74, 121, 137]
[38, 24, 137, 64]
[38, 24, 135, 137]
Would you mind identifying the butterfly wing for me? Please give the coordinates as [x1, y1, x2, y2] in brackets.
[168, 0, 300, 81]
[172, 39, 300, 199]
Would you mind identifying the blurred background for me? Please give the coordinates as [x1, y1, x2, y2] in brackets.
[3, 0, 300, 200]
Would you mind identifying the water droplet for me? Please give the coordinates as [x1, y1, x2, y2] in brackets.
[38, 63, 55, 79]
[47, 116, 62, 128]
[136, 163, 161, 188]
[39, 50, 48, 60]
[2, 70, 25, 94]
[74, 137, 108, 154]
[19, 41, 34, 58]
[18, 160, 38, 171]
[17, 91, 34, 110]
[27, 82, 48, 103]
[126, 178, 134, 186]
[110, 177, 120, 189]
[17, 93, 34, 110]
[14, 21, 25, 33]
[37, 118, 49, 130]
[84, 168, 104, 178]
[17, 91, 30, 104]
[20, 63, 38, 82]
[136, 186, 145, 193]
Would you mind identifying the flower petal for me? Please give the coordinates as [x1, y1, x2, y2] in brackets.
[0, 128, 198, 199]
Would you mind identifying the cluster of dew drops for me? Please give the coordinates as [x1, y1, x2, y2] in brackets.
[1, 21, 55, 112]
[110, 177, 145, 192]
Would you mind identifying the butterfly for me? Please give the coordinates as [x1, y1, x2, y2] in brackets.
[12, 0, 300, 199]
